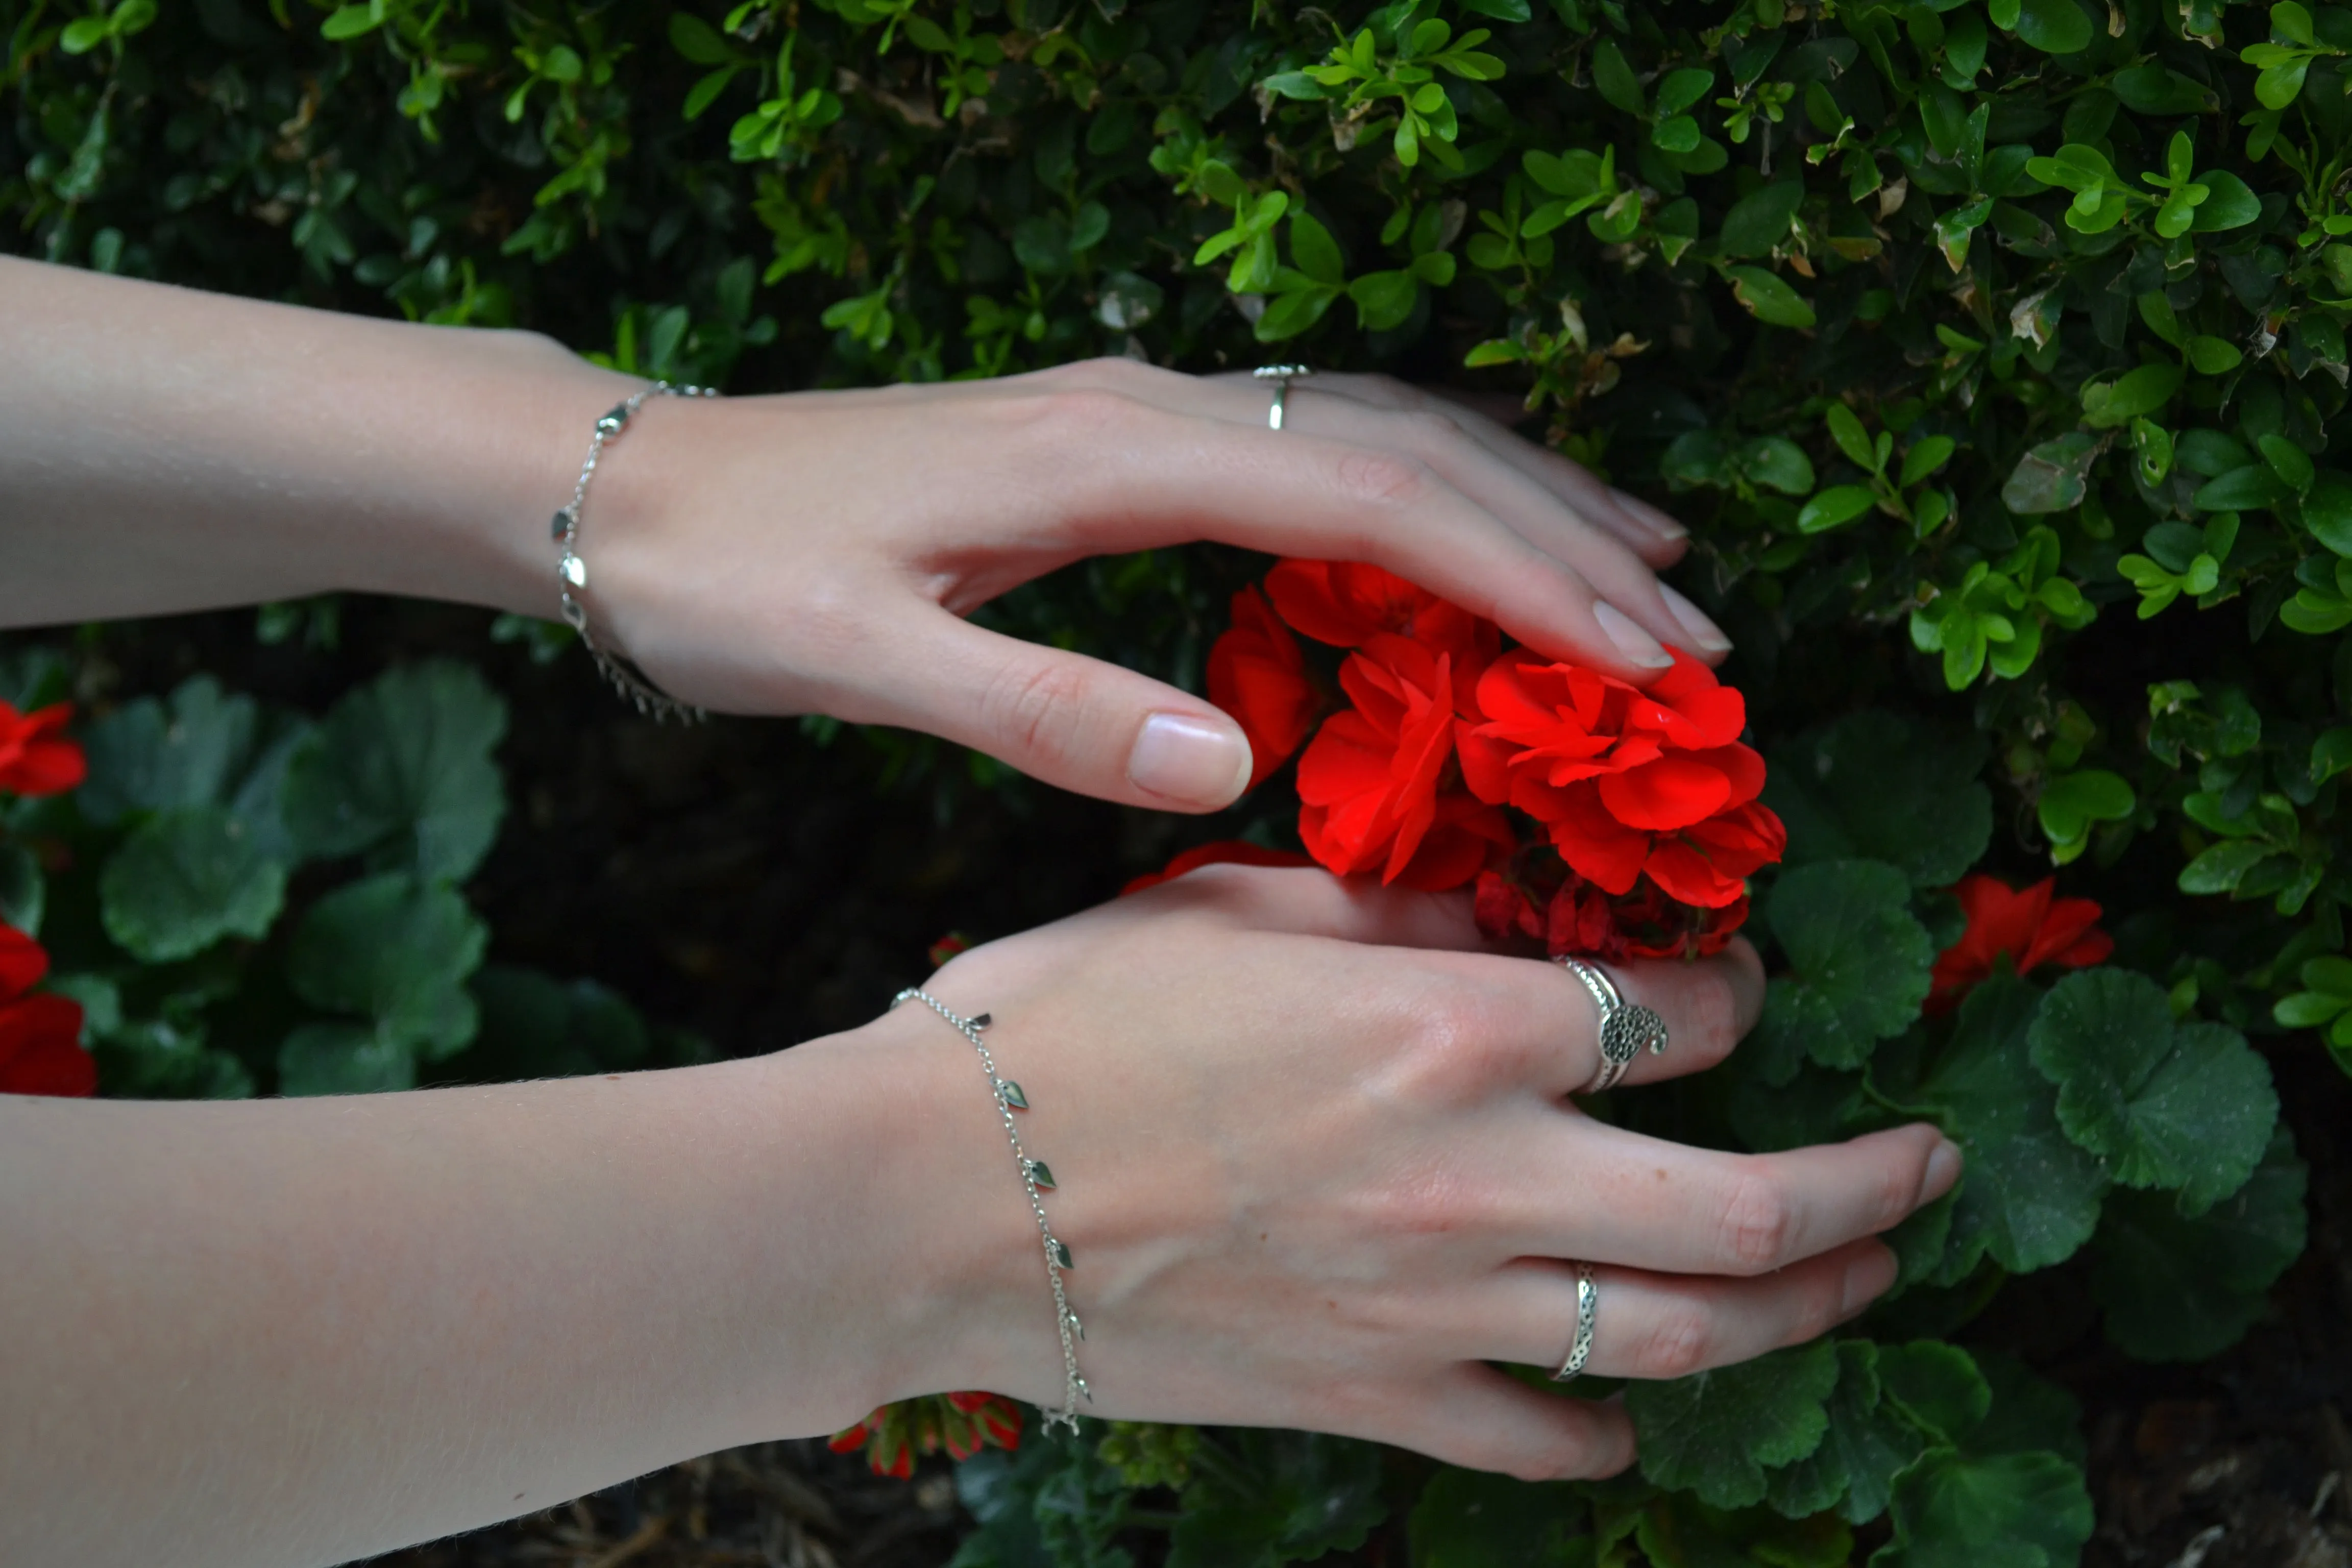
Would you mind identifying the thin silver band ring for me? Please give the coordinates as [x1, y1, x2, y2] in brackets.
[1554, 955, 1670, 1093]
[1253, 363, 1313, 430]
[1551, 1261, 1598, 1382]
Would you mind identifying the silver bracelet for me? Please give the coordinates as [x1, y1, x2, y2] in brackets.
[551, 381, 718, 724]
[892, 986, 1091, 1432]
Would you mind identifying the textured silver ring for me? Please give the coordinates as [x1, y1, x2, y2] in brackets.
[1554, 956, 1669, 1093]
[1551, 1261, 1598, 1382]
[1254, 363, 1313, 430]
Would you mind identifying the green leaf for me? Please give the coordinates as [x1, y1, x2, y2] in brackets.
[1721, 181, 1805, 259]
[1288, 210, 1343, 285]
[2193, 464, 2288, 510]
[1408, 1467, 1586, 1565]
[2028, 968, 2276, 1210]
[1167, 1431, 1384, 1568]
[2302, 473, 2352, 553]
[669, 13, 732, 64]
[1627, 1340, 1840, 1509]
[1726, 266, 1816, 329]
[2001, 433, 2099, 514]
[1796, 484, 1879, 533]
[1877, 1342, 1993, 1446]
[77, 675, 262, 826]
[1825, 404, 1876, 470]
[319, 4, 383, 40]
[1753, 861, 1935, 1079]
[1913, 974, 2110, 1275]
[1590, 38, 1644, 114]
[1765, 713, 1993, 889]
[1873, 1449, 2094, 1568]
[2178, 838, 2283, 895]
[453, 965, 652, 1080]
[1901, 437, 1957, 487]
[1349, 270, 1418, 330]
[286, 872, 486, 1064]
[2191, 170, 2261, 230]
[2080, 363, 2184, 429]
[2036, 769, 2134, 846]
[2086, 1125, 2308, 1359]
[279, 1020, 417, 1095]
[1765, 1341, 1930, 1525]
[99, 806, 288, 963]
[2186, 335, 2244, 375]
[2014, 0, 2094, 52]
[282, 661, 508, 885]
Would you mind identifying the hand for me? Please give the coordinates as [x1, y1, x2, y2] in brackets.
[848, 865, 1960, 1480]
[592, 359, 1730, 811]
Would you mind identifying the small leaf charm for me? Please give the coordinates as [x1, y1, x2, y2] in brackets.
[598, 403, 632, 432]
[549, 507, 575, 541]
[1026, 1159, 1057, 1189]
[559, 554, 589, 588]
[1069, 1311, 1085, 1340]
[1052, 1240, 1073, 1268]
[970, 1012, 992, 1029]
[997, 1080, 1028, 1110]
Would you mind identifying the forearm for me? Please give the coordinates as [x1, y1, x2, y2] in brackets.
[0, 255, 634, 626]
[0, 1021, 1012, 1568]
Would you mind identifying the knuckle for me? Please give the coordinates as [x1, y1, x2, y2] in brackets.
[1635, 1299, 1716, 1379]
[1015, 385, 1142, 443]
[1399, 407, 1467, 451]
[1681, 966, 1743, 1065]
[1717, 1164, 1797, 1273]
[1332, 449, 1435, 508]
[1397, 978, 1529, 1093]
[978, 657, 1093, 770]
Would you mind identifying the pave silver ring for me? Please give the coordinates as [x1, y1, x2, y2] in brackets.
[1551, 1261, 1598, 1382]
[1555, 956, 1669, 1094]
[1254, 363, 1313, 430]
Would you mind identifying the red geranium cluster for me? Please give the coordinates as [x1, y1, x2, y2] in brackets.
[0, 700, 94, 1098]
[1927, 874, 2113, 1010]
[1206, 559, 1784, 961]
[829, 1390, 1024, 1477]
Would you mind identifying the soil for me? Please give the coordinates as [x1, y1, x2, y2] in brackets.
[63, 601, 2352, 1568]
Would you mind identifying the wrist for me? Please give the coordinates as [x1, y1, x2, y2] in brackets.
[731, 1006, 1052, 1432]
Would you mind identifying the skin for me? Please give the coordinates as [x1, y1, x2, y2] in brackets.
[0, 254, 1725, 810]
[0, 259, 1959, 1564]
[0, 870, 1959, 1567]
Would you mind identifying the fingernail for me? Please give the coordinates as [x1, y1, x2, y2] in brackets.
[1128, 712, 1252, 807]
[1609, 486, 1687, 543]
[1842, 1245, 1900, 1316]
[1659, 584, 1733, 653]
[1594, 602, 1675, 669]
[1921, 1137, 1965, 1203]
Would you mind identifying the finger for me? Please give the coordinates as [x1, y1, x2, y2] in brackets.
[1286, 374, 1695, 570]
[854, 607, 1255, 812]
[999, 383, 1683, 683]
[1478, 1241, 1897, 1382]
[1272, 393, 1729, 662]
[1374, 1363, 1635, 1482]
[1170, 369, 1724, 660]
[1502, 1122, 1962, 1277]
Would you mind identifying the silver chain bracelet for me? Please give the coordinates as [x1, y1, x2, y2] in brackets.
[552, 380, 718, 724]
[891, 986, 1091, 1432]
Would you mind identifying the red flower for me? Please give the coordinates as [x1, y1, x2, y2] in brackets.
[1121, 840, 1315, 896]
[1475, 868, 1749, 964]
[1295, 635, 1511, 890]
[0, 923, 93, 1098]
[1541, 785, 1784, 908]
[1206, 585, 1321, 790]
[1264, 558, 1497, 666]
[0, 702, 85, 797]
[1457, 648, 1748, 820]
[828, 1392, 1023, 1477]
[1928, 875, 2113, 1009]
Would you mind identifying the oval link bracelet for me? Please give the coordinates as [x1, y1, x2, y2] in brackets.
[551, 380, 717, 725]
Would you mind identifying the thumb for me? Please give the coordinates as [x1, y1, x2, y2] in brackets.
[869, 610, 1255, 812]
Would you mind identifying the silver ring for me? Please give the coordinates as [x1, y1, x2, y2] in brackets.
[1554, 957, 1669, 1093]
[1551, 1261, 1598, 1382]
[1253, 363, 1313, 430]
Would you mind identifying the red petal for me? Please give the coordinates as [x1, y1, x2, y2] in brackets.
[1596, 755, 1735, 831]
[0, 995, 91, 1097]
[0, 923, 47, 1000]
[1548, 787, 1651, 895]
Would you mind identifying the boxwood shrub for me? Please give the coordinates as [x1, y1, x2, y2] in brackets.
[6, 0, 2346, 1560]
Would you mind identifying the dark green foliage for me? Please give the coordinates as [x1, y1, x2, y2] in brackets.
[8, 0, 2345, 1559]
